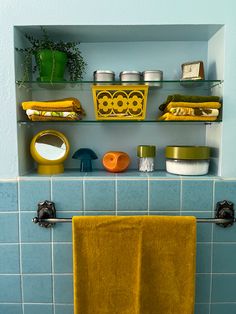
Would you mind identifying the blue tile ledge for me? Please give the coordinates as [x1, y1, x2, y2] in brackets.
[19, 170, 221, 180]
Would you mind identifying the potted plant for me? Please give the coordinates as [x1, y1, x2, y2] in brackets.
[16, 27, 86, 82]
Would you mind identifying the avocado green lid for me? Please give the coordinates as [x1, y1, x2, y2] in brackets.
[165, 146, 210, 160]
[137, 145, 156, 157]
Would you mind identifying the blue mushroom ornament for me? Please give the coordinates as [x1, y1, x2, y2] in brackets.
[72, 148, 98, 172]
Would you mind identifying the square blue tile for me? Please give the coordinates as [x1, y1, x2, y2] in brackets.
[196, 243, 211, 273]
[117, 211, 148, 216]
[211, 303, 236, 314]
[23, 275, 52, 302]
[0, 304, 22, 314]
[19, 179, 50, 211]
[149, 180, 180, 211]
[0, 275, 21, 302]
[213, 244, 236, 273]
[84, 211, 116, 216]
[213, 223, 236, 242]
[0, 245, 20, 273]
[0, 213, 19, 243]
[186, 211, 213, 242]
[117, 180, 148, 211]
[215, 180, 236, 205]
[24, 304, 53, 314]
[54, 243, 72, 273]
[22, 244, 51, 273]
[52, 179, 83, 211]
[55, 304, 73, 314]
[54, 275, 73, 303]
[84, 180, 115, 211]
[194, 303, 209, 314]
[149, 211, 179, 216]
[53, 212, 82, 242]
[0, 181, 17, 211]
[195, 274, 211, 303]
[20, 212, 51, 242]
[212, 274, 236, 302]
[182, 180, 213, 211]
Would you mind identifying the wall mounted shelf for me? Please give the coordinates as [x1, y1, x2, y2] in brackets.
[16, 80, 223, 91]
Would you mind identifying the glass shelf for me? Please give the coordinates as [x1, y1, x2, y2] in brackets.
[18, 119, 222, 125]
[16, 79, 223, 91]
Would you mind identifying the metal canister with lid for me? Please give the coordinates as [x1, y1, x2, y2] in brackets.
[120, 71, 142, 85]
[93, 70, 115, 83]
[142, 70, 163, 87]
[137, 145, 156, 172]
[165, 146, 210, 175]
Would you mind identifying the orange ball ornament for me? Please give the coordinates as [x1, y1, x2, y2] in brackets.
[102, 151, 130, 173]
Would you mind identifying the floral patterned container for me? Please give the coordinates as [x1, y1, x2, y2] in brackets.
[92, 85, 149, 120]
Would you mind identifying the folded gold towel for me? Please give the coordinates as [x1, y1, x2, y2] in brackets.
[73, 216, 196, 314]
[22, 97, 82, 112]
[26, 109, 83, 121]
[169, 107, 219, 117]
[165, 101, 221, 113]
[159, 113, 218, 121]
[159, 94, 221, 111]
[28, 115, 82, 121]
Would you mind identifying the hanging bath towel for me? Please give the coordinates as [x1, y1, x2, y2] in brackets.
[72, 216, 196, 314]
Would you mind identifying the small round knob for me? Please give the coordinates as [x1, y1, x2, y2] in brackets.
[32, 217, 39, 224]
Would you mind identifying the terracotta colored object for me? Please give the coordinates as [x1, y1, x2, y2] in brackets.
[102, 151, 130, 173]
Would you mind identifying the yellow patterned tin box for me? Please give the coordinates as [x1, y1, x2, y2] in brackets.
[92, 85, 149, 120]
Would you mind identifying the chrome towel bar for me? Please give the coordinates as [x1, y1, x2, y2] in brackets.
[32, 200, 235, 228]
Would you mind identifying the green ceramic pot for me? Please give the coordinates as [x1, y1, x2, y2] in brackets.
[35, 49, 67, 82]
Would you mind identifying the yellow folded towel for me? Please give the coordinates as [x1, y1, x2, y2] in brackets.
[169, 107, 219, 117]
[28, 115, 82, 122]
[165, 101, 221, 113]
[25, 109, 83, 121]
[73, 216, 196, 314]
[22, 97, 82, 112]
[159, 113, 218, 121]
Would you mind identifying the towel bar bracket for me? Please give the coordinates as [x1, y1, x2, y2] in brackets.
[32, 199, 235, 228]
[215, 200, 234, 228]
[33, 200, 56, 228]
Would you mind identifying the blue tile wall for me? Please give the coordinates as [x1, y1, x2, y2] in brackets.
[84, 179, 115, 211]
[51, 179, 83, 211]
[117, 179, 148, 211]
[0, 244, 20, 273]
[23, 275, 52, 303]
[19, 179, 51, 211]
[182, 179, 213, 211]
[1, 176, 236, 313]
[149, 179, 180, 211]
[24, 304, 53, 314]
[0, 181, 17, 211]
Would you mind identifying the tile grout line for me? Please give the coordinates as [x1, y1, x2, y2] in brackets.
[208, 179, 216, 314]
[17, 179, 24, 314]
[50, 178, 56, 314]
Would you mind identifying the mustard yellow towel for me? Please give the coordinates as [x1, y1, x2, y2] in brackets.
[159, 113, 218, 121]
[165, 101, 221, 113]
[169, 107, 219, 117]
[22, 97, 82, 112]
[73, 216, 196, 314]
